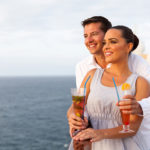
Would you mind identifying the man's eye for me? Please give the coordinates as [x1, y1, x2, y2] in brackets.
[84, 35, 87, 38]
[91, 32, 99, 36]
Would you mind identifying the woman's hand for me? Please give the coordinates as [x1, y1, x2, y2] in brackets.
[68, 113, 88, 137]
[73, 128, 104, 142]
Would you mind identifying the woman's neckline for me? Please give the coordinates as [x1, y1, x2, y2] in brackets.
[99, 69, 133, 88]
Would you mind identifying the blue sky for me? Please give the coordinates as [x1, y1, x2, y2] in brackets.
[0, 0, 150, 76]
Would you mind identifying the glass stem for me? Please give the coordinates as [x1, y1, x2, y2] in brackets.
[123, 124, 129, 131]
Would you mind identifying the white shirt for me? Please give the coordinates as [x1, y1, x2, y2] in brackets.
[75, 53, 150, 148]
[76, 53, 150, 117]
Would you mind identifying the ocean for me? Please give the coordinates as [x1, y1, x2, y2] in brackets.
[0, 76, 75, 150]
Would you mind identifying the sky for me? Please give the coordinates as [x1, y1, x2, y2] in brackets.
[0, 0, 150, 76]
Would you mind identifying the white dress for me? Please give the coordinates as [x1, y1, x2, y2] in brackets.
[86, 69, 148, 150]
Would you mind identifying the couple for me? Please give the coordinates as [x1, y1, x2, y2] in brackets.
[67, 16, 150, 150]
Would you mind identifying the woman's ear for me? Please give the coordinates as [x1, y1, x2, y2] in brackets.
[127, 42, 134, 53]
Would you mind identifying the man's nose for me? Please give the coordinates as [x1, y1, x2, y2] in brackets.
[87, 36, 94, 42]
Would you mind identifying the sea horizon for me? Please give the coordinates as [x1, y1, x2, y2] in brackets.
[0, 75, 75, 77]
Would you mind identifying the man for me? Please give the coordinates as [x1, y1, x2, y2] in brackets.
[67, 16, 150, 149]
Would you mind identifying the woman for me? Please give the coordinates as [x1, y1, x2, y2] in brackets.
[73, 26, 150, 150]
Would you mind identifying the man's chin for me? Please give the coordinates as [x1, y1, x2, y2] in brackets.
[89, 50, 100, 55]
[88, 47, 101, 54]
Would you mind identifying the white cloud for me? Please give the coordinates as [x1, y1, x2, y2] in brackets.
[0, 0, 149, 76]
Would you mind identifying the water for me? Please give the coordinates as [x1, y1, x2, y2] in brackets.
[0, 76, 75, 150]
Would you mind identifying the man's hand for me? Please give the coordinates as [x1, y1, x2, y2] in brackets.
[68, 113, 88, 137]
[118, 95, 143, 115]
[73, 139, 91, 150]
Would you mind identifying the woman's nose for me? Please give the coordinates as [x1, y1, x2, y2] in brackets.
[103, 43, 110, 52]
[104, 42, 110, 49]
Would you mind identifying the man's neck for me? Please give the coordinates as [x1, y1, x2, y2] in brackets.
[94, 54, 107, 69]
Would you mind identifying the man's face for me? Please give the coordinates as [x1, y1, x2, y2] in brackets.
[84, 22, 105, 55]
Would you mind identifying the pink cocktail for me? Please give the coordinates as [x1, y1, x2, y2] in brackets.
[120, 83, 134, 133]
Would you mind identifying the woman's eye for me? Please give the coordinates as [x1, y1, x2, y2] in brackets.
[102, 41, 106, 45]
[111, 41, 117, 44]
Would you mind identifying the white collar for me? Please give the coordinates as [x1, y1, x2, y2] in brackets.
[87, 56, 97, 65]
[87, 56, 101, 68]
[87, 55, 112, 69]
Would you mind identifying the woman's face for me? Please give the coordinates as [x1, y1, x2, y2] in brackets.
[103, 29, 132, 64]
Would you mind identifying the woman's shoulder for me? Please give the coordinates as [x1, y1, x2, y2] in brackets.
[136, 75, 149, 87]
[132, 72, 149, 90]
[135, 75, 150, 100]
[87, 68, 103, 75]
[87, 68, 97, 75]
[80, 68, 103, 88]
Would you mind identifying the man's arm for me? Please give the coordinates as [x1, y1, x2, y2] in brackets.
[67, 61, 89, 137]
[122, 53, 150, 116]
[67, 61, 88, 137]
[75, 63, 84, 89]
[75, 56, 95, 88]
[129, 53, 150, 82]
[138, 97, 150, 117]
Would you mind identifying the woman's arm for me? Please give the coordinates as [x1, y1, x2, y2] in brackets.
[67, 69, 97, 137]
[73, 76, 150, 142]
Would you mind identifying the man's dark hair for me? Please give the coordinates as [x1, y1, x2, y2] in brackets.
[82, 16, 112, 33]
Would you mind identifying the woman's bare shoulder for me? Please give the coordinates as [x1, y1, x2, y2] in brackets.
[136, 76, 150, 100]
[87, 68, 97, 77]
[80, 68, 97, 88]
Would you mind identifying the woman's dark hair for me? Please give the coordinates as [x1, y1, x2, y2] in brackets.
[111, 25, 139, 53]
[82, 16, 112, 33]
